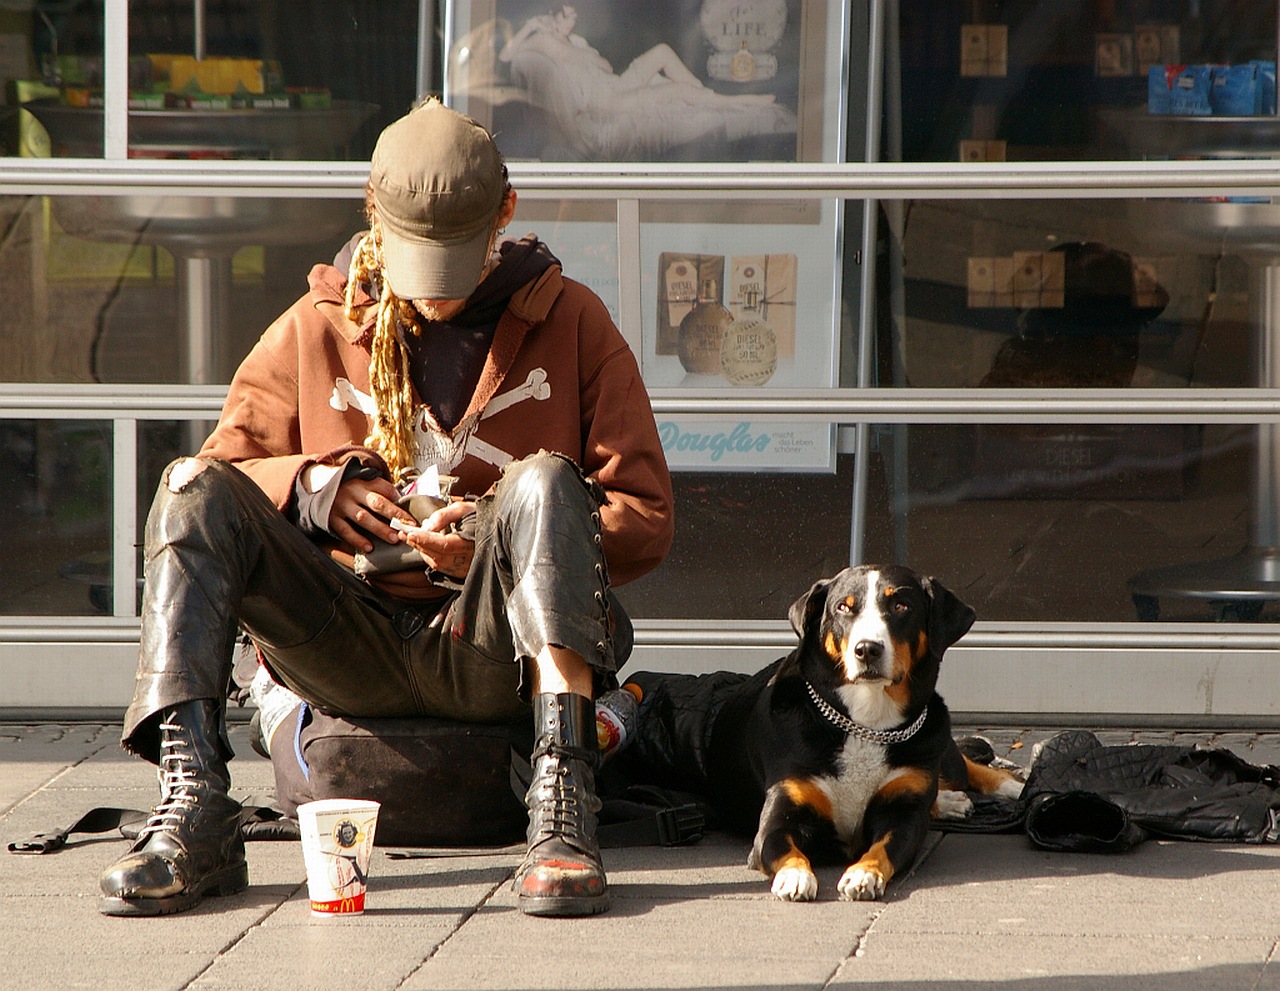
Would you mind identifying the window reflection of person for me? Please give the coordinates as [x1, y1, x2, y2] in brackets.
[498, 4, 777, 111]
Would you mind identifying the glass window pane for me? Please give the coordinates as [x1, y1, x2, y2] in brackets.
[892, 1, 1278, 164]
[489, 196, 851, 393]
[0, 418, 112, 615]
[14, 1, 423, 162]
[138, 417, 187, 523]
[516, 199, 621, 322]
[883, 197, 1272, 390]
[862, 422, 1268, 623]
[0, 192, 364, 385]
[622, 454, 855, 620]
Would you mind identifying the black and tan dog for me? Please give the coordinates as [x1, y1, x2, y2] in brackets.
[619, 564, 1023, 902]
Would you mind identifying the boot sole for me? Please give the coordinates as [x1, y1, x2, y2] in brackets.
[99, 862, 249, 917]
[518, 891, 610, 918]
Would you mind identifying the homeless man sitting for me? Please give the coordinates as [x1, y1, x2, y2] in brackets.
[98, 98, 674, 920]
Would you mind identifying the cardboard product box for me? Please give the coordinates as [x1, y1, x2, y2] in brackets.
[1039, 250, 1065, 308]
[656, 253, 723, 355]
[1011, 250, 1065, 309]
[1135, 27, 1162, 73]
[727, 254, 796, 357]
[1149, 64, 1213, 115]
[1012, 251, 1043, 309]
[967, 257, 996, 308]
[169, 56, 268, 96]
[1209, 62, 1274, 116]
[993, 257, 1015, 307]
[959, 139, 1007, 162]
[232, 93, 291, 110]
[959, 24, 988, 78]
[985, 24, 1008, 77]
[1095, 33, 1134, 77]
[960, 24, 1007, 78]
[1135, 24, 1180, 75]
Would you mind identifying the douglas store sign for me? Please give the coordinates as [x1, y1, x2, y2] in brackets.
[657, 418, 834, 472]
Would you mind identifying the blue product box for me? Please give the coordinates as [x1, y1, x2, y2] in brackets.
[1210, 63, 1262, 115]
[1148, 64, 1213, 115]
[1252, 60, 1276, 114]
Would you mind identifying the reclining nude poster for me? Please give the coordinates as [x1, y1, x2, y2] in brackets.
[445, 0, 839, 163]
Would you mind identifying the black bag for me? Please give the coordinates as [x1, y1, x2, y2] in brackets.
[272, 702, 708, 850]
[271, 703, 529, 848]
[9, 704, 708, 855]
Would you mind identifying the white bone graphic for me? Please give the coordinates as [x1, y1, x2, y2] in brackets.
[464, 436, 515, 469]
[326, 369, 552, 473]
[482, 368, 550, 419]
[453, 368, 552, 468]
[329, 377, 376, 415]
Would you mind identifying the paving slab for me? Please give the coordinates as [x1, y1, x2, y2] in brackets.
[3, 721, 1280, 991]
[0, 723, 116, 810]
[879, 833, 1280, 940]
[830, 933, 1275, 990]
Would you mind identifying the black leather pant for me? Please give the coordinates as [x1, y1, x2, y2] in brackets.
[122, 451, 630, 763]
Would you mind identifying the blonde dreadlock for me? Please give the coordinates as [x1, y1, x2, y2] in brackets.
[346, 161, 513, 484]
[344, 210, 422, 486]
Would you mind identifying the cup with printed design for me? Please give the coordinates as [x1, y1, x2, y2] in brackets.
[297, 798, 380, 917]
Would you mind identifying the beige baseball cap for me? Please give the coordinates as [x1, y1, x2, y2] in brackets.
[369, 99, 506, 301]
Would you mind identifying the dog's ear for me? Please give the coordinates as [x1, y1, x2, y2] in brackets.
[788, 578, 832, 639]
[923, 576, 976, 654]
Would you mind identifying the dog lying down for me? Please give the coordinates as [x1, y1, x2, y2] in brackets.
[618, 564, 1024, 902]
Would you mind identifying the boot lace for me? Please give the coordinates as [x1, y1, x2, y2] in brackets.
[137, 720, 200, 840]
[527, 748, 600, 847]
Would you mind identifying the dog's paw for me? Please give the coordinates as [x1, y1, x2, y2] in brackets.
[838, 865, 886, 901]
[771, 866, 819, 902]
[995, 776, 1025, 800]
[933, 789, 974, 819]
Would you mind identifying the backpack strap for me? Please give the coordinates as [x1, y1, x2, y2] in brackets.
[8, 806, 148, 854]
[9, 800, 296, 854]
[509, 749, 706, 848]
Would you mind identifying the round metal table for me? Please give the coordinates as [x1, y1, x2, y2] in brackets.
[1101, 111, 1280, 620]
[25, 99, 377, 384]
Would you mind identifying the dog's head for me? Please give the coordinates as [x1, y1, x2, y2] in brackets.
[786, 565, 975, 728]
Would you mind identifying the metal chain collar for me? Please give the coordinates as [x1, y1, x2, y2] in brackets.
[805, 681, 929, 745]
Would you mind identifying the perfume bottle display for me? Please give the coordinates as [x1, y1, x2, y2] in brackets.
[678, 279, 733, 375]
[730, 41, 757, 82]
[720, 289, 777, 386]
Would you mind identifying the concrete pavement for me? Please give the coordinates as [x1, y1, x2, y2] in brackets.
[3, 720, 1280, 991]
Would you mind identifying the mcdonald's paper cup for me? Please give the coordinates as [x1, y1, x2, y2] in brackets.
[297, 799, 380, 917]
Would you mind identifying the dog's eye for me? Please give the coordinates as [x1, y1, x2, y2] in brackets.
[893, 600, 910, 615]
[835, 599, 854, 614]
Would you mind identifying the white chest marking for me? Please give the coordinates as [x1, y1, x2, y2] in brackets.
[814, 736, 899, 844]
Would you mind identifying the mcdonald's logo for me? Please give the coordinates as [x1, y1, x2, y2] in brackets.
[311, 892, 366, 915]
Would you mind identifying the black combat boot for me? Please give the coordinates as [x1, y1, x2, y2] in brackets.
[99, 699, 247, 916]
[512, 692, 609, 916]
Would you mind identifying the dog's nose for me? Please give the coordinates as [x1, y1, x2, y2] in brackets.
[852, 640, 884, 664]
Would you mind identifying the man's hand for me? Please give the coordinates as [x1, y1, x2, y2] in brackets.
[305, 464, 416, 553]
[398, 500, 477, 579]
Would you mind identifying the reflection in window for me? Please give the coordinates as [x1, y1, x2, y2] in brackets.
[1, 419, 112, 616]
[623, 456, 856, 621]
[886, 199, 1258, 392]
[12, 1, 424, 161]
[0, 194, 363, 386]
[863, 423, 1264, 623]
